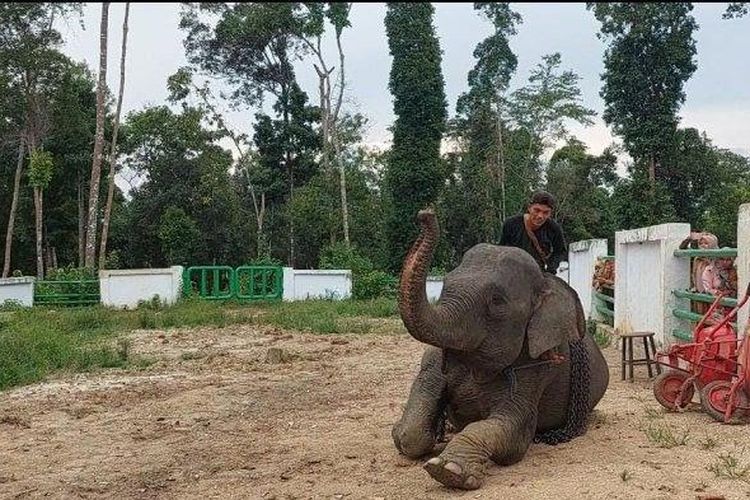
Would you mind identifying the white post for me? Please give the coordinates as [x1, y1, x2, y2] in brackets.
[282, 267, 295, 302]
[614, 223, 691, 348]
[567, 239, 608, 320]
[737, 204, 750, 337]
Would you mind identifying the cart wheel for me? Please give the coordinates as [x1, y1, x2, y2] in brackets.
[653, 371, 694, 410]
[700, 381, 748, 424]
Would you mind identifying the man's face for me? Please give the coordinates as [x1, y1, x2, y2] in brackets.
[527, 203, 552, 227]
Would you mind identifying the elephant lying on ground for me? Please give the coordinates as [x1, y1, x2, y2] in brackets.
[392, 209, 609, 490]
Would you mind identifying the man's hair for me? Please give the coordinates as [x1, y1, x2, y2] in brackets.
[529, 191, 556, 210]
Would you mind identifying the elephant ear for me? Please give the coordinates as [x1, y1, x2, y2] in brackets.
[526, 274, 584, 359]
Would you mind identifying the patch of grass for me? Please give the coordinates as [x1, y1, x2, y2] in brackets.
[643, 422, 691, 448]
[252, 298, 399, 334]
[0, 297, 401, 392]
[700, 434, 719, 450]
[620, 469, 633, 482]
[643, 407, 665, 420]
[708, 452, 750, 481]
[180, 351, 205, 361]
[588, 319, 612, 348]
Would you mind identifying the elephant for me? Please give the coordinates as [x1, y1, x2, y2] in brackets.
[391, 209, 609, 490]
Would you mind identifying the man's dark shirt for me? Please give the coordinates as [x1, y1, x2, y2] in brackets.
[499, 214, 567, 274]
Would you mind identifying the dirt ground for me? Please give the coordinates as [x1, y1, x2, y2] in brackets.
[2, 319, 750, 500]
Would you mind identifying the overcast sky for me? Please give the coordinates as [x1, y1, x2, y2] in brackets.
[59, 2, 750, 180]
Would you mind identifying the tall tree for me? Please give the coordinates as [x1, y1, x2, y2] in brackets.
[450, 2, 521, 242]
[100, 2, 130, 269]
[587, 3, 698, 185]
[179, 2, 322, 266]
[0, 3, 82, 277]
[457, 3, 521, 223]
[383, 2, 447, 272]
[304, 3, 354, 247]
[508, 52, 596, 172]
[28, 149, 54, 278]
[84, 2, 110, 268]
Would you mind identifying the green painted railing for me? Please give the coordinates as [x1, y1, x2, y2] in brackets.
[671, 247, 738, 341]
[673, 248, 737, 258]
[183, 266, 283, 301]
[592, 289, 614, 326]
[236, 266, 283, 301]
[34, 280, 100, 307]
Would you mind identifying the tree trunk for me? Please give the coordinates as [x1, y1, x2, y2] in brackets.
[84, 2, 110, 269]
[78, 173, 85, 267]
[649, 155, 656, 185]
[333, 132, 350, 247]
[496, 103, 506, 225]
[333, 30, 350, 247]
[2, 137, 26, 278]
[99, 2, 129, 270]
[33, 186, 44, 279]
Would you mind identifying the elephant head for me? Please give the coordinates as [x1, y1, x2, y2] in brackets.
[399, 209, 581, 372]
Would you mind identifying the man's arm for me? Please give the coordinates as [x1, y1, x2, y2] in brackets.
[499, 217, 513, 246]
[547, 221, 567, 274]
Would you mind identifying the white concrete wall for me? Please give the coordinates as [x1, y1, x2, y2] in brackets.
[738, 203, 750, 337]
[567, 239, 608, 320]
[426, 277, 443, 303]
[0, 277, 35, 307]
[614, 224, 691, 348]
[556, 262, 570, 283]
[282, 268, 352, 301]
[99, 266, 184, 309]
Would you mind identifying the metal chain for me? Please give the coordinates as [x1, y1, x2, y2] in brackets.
[533, 338, 591, 445]
[432, 339, 592, 446]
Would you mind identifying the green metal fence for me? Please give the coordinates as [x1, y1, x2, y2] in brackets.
[183, 266, 283, 301]
[671, 247, 737, 341]
[592, 255, 615, 327]
[34, 280, 101, 307]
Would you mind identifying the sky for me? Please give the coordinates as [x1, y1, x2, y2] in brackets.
[58, 2, 750, 190]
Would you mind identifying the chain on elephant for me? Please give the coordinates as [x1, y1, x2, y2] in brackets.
[533, 338, 591, 445]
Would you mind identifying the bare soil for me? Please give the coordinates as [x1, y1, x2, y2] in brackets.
[2, 320, 750, 500]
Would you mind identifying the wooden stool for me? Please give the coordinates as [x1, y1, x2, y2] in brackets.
[620, 331, 662, 382]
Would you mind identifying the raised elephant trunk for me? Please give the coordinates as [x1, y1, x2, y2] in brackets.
[399, 209, 477, 351]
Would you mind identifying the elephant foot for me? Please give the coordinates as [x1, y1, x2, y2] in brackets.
[423, 457, 481, 490]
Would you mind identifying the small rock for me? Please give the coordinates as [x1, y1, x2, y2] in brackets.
[265, 347, 293, 364]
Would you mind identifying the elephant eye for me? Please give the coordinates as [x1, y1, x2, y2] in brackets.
[490, 291, 507, 306]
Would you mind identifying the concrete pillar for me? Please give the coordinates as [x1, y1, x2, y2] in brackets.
[614, 223, 691, 348]
[737, 204, 750, 337]
[568, 239, 608, 320]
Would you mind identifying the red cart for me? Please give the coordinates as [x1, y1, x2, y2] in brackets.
[652, 284, 750, 423]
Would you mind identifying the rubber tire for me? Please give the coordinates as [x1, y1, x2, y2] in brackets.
[653, 370, 694, 411]
[700, 380, 748, 424]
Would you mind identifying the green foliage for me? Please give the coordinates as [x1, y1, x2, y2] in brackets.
[588, 3, 697, 174]
[723, 3, 748, 19]
[319, 242, 396, 300]
[28, 149, 54, 189]
[698, 149, 750, 246]
[545, 138, 618, 242]
[384, 2, 448, 273]
[508, 53, 596, 151]
[157, 206, 203, 267]
[119, 105, 250, 268]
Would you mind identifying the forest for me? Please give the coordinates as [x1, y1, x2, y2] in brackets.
[1, 2, 749, 299]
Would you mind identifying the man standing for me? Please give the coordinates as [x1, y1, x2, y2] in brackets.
[499, 191, 567, 274]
